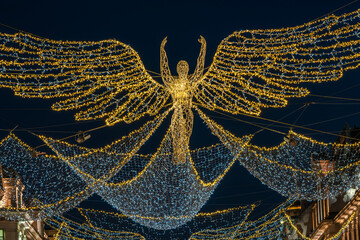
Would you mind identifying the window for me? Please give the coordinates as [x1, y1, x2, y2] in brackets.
[0, 229, 4, 240]
[18, 230, 25, 240]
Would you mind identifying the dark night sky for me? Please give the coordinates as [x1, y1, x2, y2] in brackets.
[0, 0, 360, 234]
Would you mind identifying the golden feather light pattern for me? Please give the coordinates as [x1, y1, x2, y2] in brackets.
[0, 33, 170, 125]
[0, 8, 360, 231]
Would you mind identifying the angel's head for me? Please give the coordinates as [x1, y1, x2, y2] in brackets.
[177, 60, 189, 79]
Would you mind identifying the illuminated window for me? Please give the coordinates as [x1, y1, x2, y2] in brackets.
[0, 229, 4, 240]
[18, 230, 26, 240]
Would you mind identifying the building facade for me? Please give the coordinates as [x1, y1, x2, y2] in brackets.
[0, 167, 46, 240]
[284, 126, 360, 239]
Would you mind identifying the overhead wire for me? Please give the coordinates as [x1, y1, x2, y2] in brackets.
[24, 120, 103, 130]
[206, 115, 290, 129]
[303, 111, 360, 127]
[0, 108, 56, 111]
[292, 104, 309, 126]
[309, 81, 360, 106]
[206, 110, 286, 136]
[253, 105, 309, 135]
[237, 110, 360, 141]
[0, 118, 103, 134]
[329, 82, 360, 96]
[312, 0, 359, 21]
[198, 104, 360, 141]
[0, 21, 46, 39]
[15, 130, 77, 134]
[30, 124, 108, 150]
[309, 94, 360, 102]
[312, 102, 360, 105]
[146, 69, 161, 76]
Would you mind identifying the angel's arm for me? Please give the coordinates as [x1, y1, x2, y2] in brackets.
[191, 35, 206, 83]
[160, 37, 173, 88]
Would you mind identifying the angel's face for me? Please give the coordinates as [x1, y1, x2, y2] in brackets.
[176, 60, 189, 79]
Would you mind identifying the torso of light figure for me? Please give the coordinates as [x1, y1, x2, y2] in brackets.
[160, 36, 206, 164]
[168, 73, 194, 164]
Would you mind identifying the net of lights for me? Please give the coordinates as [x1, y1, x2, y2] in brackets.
[0, 123, 359, 230]
[39, 125, 252, 230]
[43, 199, 294, 239]
[0, 133, 93, 222]
[196, 107, 360, 200]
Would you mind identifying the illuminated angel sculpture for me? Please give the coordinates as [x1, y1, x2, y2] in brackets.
[1, 9, 360, 229]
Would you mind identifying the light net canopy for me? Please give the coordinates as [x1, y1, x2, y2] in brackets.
[241, 130, 360, 200]
[40, 115, 252, 230]
[0, 134, 92, 221]
[33, 108, 360, 229]
[0, 106, 358, 229]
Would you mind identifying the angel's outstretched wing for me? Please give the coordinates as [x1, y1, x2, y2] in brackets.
[0, 33, 170, 125]
[194, 9, 360, 116]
